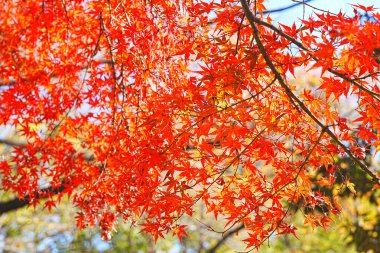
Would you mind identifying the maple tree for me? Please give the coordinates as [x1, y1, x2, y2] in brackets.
[0, 0, 379, 250]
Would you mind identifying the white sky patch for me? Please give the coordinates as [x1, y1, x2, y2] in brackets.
[264, 0, 380, 26]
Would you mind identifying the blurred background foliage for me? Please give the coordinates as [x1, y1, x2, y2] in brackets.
[0, 155, 379, 253]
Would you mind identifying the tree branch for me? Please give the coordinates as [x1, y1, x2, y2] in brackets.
[0, 184, 66, 215]
[0, 140, 95, 214]
[241, 7, 380, 101]
[0, 139, 24, 147]
[207, 224, 245, 253]
[262, 0, 313, 15]
[240, 0, 380, 184]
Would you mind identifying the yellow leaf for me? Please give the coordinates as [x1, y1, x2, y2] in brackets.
[346, 181, 356, 194]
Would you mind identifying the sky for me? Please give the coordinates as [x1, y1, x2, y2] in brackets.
[265, 0, 379, 25]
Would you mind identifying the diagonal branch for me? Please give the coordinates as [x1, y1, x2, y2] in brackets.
[241, 6, 380, 101]
[207, 223, 245, 253]
[240, 0, 380, 184]
[222, 128, 326, 236]
[0, 184, 66, 215]
[0, 141, 96, 215]
[262, 0, 314, 15]
[0, 139, 24, 147]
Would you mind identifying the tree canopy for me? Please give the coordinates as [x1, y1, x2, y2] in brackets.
[0, 0, 379, 250]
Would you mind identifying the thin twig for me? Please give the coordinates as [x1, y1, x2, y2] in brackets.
[240, 0, 380, 184]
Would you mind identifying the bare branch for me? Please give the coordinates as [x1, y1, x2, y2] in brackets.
[262, 0, 314, 15]
[207, 224, 245, 253]
[0, 139, 24, 147]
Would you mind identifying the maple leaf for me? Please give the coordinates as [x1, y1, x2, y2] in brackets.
[44, 200, 57, 212]
[0, 0, 379, 251]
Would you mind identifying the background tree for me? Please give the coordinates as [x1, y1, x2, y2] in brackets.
[0, 0, 379, 250]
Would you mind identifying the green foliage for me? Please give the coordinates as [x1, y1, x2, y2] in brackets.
[258, 212, 356, 253]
